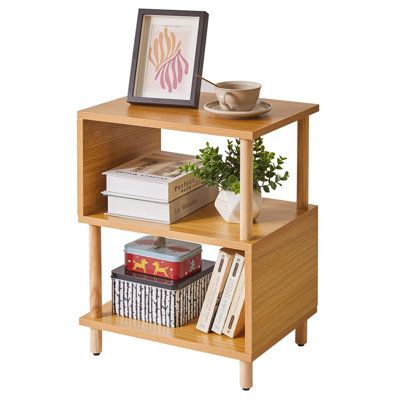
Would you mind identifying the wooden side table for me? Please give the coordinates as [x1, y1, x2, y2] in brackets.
[78, 93, 319, 389]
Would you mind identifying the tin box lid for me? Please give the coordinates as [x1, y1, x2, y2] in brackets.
[124, 236, 202, 262]
[111, 259, 214, 290]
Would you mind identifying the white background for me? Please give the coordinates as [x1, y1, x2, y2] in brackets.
[1, 1, 399, 399]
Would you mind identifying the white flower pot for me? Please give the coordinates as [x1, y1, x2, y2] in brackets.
[214, 189, 262, 224]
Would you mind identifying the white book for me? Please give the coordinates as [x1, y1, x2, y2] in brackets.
[211, 252, 245, 334]
[196, 248, 236, 333]
[103, 185, 218, 224]
[103, 151, 202, 202]
[222, 267, 245, 338]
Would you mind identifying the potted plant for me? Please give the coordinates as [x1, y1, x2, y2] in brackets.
[181, 138, 289, 223]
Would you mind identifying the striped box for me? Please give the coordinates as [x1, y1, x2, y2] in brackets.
[112, 260, 214, 327]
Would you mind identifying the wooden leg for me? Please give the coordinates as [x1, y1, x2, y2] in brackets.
[239, 141, 253, 389]
[297, 116, 309, 209]
[240, 139, 253, 241]
[89, 225, 102, 355]
[91, 329, 102, 355]
[295, 320, 307, 346]
[240, 361, 253, 390]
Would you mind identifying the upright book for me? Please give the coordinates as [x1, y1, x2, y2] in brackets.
[222, 267, 245, 338]
[103, 151, 202, 202]
[211, 252, 245, 334]
[196, 248, 236, 333]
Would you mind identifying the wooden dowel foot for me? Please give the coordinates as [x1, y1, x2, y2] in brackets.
[90, 328, 102, 354]
[295, 320, 308, 346]
[240, 361, 253, 390]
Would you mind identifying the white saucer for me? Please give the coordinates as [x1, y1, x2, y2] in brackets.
[204, 100, 272, 119]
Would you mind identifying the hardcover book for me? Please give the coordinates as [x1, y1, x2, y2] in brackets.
[211, 252, 245, 334]
[196, 248, 236, 333]
[222, 267, 245, 338]
[103, 151, 202, 202]
[103, 184, 218, 224]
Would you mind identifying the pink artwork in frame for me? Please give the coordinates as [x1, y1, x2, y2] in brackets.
[128, 9, 208, 107]
[148, 27, 189, 93]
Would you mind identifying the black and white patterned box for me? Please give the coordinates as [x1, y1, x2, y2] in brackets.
[112, 260, 214, 327]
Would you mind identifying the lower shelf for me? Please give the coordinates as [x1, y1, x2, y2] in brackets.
[79, 302, 249, 361]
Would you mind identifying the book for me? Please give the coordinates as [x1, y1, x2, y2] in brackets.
[196, 248, 236, 333]
[211, 252, 245, 334]
[103, 184, 218, 224]
[222, 267, 245, 338]
[103, 151, 202, 202]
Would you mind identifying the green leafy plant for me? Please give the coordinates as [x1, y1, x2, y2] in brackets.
[180, 138, 289, 194]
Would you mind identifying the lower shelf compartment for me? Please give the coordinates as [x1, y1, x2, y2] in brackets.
[79, 302, 249, 361]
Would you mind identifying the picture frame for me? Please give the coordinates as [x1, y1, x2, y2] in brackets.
[127, 9, 208, 108]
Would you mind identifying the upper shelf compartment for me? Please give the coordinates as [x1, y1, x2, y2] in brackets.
[78, 93, 319, 140]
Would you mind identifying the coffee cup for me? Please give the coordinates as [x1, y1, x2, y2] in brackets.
[215, 81, 261, 111]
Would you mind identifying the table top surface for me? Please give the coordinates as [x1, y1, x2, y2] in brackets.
[78, 93, 319, 139]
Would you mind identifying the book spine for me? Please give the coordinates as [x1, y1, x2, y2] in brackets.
[222, 268, 246, 338]
[106, 184, 217, 223]
[196, 249, 234, 333]
[211, 253, 245, 334]
[168, 174, 203, 202]
[169, 185, 218, 223]
[106, 173, 202, 203]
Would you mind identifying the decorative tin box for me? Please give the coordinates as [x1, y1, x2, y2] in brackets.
[125, 236, 202, 280]
[112, 260, 214, 327]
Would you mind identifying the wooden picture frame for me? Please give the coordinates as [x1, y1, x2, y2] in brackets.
[127, 9, 208, 108]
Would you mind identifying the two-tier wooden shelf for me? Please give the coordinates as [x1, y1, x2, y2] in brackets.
[77, 93, 319, 390]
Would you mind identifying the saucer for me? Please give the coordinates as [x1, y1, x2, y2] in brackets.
[204, 100, 272, 119]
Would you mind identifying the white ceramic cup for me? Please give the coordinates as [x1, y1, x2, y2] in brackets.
[215, 81, 261, 111]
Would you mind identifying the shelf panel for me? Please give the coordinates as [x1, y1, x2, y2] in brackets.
[78, 93, 319, 140]
[79, 199, 316, 250]
[80, 302, 249, 361]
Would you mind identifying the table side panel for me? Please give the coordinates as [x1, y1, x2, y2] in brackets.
[251, 206, 318, 359]
[78, 120, 161, 217]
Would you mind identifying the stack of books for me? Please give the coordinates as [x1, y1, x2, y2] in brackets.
[102, 151, 218, 223]
[196, 248, 245, 338]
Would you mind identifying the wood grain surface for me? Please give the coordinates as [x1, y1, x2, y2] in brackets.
[251, 206, 318, 359]
[79, 302, 250, 361]
[78, 120, 160, 217]
[78, 93, 319, 139]
[79, 199, 316, 250]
